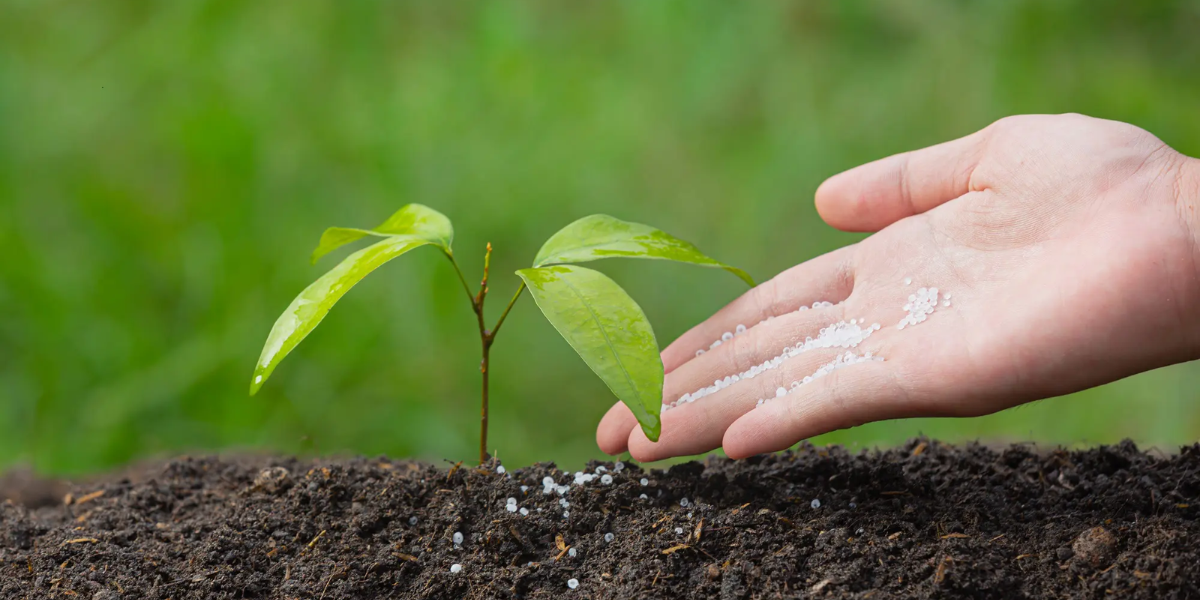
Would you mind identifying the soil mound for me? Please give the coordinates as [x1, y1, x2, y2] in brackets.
[2, 439, 1198, 599]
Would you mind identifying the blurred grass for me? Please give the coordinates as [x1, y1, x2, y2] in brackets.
[1, 1, 1199, 475]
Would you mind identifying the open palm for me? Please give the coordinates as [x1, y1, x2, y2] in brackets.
[597, 114, 1200, 461]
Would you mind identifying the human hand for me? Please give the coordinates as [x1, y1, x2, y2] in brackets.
[597, 113, 1200, 461]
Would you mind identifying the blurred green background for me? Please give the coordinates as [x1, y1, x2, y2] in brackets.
[2, 1, 1199, 475]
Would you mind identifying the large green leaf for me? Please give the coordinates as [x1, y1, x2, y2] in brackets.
[516, 265, 663, 441]
[310, 203, 454, 263]
[251, 235, 436, 395]
[533, 214, 754, 286]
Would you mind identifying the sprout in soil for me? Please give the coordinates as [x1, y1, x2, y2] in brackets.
[249, 204, 753, 464]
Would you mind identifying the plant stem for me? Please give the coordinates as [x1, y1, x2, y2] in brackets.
[446, 253, 475, 304]
[479, 341, 491, 465]
[447, 244, 525, 465]
[490, 282, 526, 339]
[475, 243, 492, 465]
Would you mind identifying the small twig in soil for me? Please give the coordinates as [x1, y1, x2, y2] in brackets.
[307, 530, 326, 549]
[320, 572, 332, 599]
[507, 525, 526, 547]
[60, 538, 99, 546]
[553, 534, 572, 561]
[72, 490, 105, 505]
[933, 556, 952, 585]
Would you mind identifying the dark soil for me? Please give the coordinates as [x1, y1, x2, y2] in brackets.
[2, 439, 1199, 599]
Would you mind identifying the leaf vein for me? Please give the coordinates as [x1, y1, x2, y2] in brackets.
[556, 272, 642, 403]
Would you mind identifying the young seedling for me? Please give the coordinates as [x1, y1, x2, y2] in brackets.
[250, 204, 752, 463]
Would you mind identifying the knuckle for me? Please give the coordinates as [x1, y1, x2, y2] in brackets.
[988, 115, 1020, 132]
[757, 277, 782, 318]
[727, 325, 757, 373]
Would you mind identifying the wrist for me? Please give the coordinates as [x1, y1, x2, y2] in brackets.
[1184, 156, 1200, 272]
[1180, 156, 1200, 356]
[1185, 157, 1200, 245]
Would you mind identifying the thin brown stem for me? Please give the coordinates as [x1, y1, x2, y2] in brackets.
[451, 243, 524, 465]
[446, 253, 475, 307]
[490, 282, 526, 340]
[479, 341, 490, 465]
[474, 243, 493, 465]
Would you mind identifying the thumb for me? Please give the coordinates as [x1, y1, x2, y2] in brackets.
[815, 126, 990, 232]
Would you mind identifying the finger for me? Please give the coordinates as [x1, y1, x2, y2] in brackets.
[596, 402, 638, 455]
[628, 304, 890, 462]
[815, 127, 991, 232]
[722, 359, 908, 458]
[628, 342, 858, 462]
[600, 303, 846, 456]
[662, 304, 846, 405]
[661, 245, 857, 373]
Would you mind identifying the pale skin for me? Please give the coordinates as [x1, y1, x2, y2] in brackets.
[597, 113, 1200, 461]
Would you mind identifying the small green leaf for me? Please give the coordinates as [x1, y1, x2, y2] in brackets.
[252, 235, 436, 395]
[533, 214, 754, 286]
[311, 203, 454, 263]
[517, 265, 663, 441]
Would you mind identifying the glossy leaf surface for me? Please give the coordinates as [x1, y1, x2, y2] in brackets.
[517, 265, 663, 441]
[310, 203, 454, 263]
[533, 214, 754, 286]
[252, 235, 435, 394]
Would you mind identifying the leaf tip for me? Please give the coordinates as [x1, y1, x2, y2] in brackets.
[309, 241, 333, 265]
[638, 408, 663, 443]
[249, 371, 266, 396]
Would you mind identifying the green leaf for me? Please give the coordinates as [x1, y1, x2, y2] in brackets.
[251, 235, 436, 395]
[533, 214, 754, 286]
[517, 265, 663, 441]
[310, 203, 454, 263]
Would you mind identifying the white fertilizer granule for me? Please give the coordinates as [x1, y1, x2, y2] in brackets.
[898, 287, 940, 329]
[695, 301, 837, 356]
[669, 318, 878, 411]
[756, 351, 883, 408]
